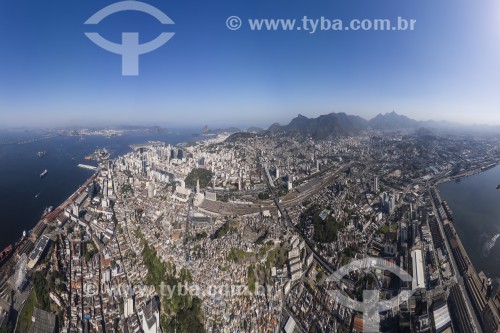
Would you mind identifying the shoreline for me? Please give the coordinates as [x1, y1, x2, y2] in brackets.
[430, 163, 499, 332]
[433, 162, 499, 187]
[22, 171, 98, 247]
[432, 162, 499, 278]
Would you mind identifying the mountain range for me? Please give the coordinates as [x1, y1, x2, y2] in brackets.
[267, 113, 369, 139]
[262, 111, 490, 139]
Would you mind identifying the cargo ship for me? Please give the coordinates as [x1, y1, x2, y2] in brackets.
[40, 169, 48, 178]
[0, 245, 13, 265]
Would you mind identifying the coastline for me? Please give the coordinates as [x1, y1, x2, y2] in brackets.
[0, 131, 198, 252]
[12, 171, 99, 260]
[432, 161, 499, 279]
[433, 162, 499, 187]
[430, 162, 499, 332]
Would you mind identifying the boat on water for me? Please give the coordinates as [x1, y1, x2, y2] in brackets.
[14, 230, 27, 248]
[35, 192, 40, 198]
[41, 206, 53, 218]
[40, 169, 48, 178]
[481, 233, 500, 257]
[0, 245, 13, 264]
[37, 151, 47, 158]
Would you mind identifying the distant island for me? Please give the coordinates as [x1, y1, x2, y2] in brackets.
[497, 184, 500, 190]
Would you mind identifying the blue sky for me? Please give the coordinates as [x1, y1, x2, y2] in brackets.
[0, 0, 499, 128]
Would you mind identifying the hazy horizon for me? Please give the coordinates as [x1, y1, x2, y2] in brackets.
[1, 110, 499, 132]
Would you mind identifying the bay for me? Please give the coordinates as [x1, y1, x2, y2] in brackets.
[438, 165, 500, 279]
[0, 130, 196, 250]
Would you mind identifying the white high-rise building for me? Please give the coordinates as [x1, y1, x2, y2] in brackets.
[147, 182, 155, 198]
[124, 297, 134, 318]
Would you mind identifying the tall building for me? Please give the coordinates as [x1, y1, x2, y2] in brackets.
[103, 179, 108, 197]
[400, 222, 408, 242]
[411, 220, 418, 245]
[147, 182, 155, 198]
[72, 204, 80, 217]
[374, 176, 379, 192]
[124, 297, 134, 318]
[382, 192, 395, 214]
[88, 181, 100, 199]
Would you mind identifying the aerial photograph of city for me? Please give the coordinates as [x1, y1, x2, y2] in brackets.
[1, 0, 500, 332]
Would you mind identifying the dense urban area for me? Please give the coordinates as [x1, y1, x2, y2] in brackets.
[1, 113, 500, 333]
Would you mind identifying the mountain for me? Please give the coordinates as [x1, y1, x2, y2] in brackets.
[227, 111, 497, 142]
[267, 113, 369, 139]
[368, 111, 419, 130]
[246, 127, 264, 133]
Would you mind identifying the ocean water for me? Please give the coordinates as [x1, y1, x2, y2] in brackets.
[0, 130, 195, 250]
[438, 165, 500, 279]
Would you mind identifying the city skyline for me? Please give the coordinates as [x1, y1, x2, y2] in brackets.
[2, 1, 500, 331]
[1, 0, 500, 127]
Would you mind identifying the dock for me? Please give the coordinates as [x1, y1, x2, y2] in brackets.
[78, 164, 97, 171]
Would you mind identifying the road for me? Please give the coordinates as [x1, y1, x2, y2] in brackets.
[257, 151, 336, 275]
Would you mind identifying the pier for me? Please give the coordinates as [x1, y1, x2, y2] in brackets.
[77, 164, 97, 171]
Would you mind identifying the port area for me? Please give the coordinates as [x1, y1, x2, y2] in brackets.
[0, 171, 98, 328]
[430, 169, 500, 333]
[78, 164, 97, 171]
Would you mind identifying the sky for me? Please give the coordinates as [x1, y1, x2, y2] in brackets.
[0, 0, 500, 128]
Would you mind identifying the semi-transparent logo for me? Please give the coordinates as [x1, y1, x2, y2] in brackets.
[84, 1, 175, 76]
[327, 257, 416, 333]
